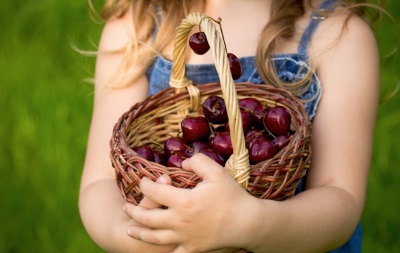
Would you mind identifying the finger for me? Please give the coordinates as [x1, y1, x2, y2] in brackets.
[207, 248, 245, 253]
[124, 203, 174, 229]
[172, 245, 190, 253]
[139, 174, 172, 209]
[126, 225, 178, 245]
[181, 153, 225, 181]
[140, 176, 188, 207]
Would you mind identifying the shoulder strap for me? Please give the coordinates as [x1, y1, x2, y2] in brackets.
[297, 0, 338, 54]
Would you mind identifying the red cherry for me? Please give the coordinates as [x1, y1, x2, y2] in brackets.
[189, 32, 210, 55]
[181, 116, 210, 143]
[167, 153, 188, 168]
[135, 145, 154, 161]
[245, 129, 265, 149]
[252, 107, 268, 128]
[263, 106, 291, 135]
[211, 132, 233, 158]
[248, 138, 278, 164]
[153, 150, 166, 165]
[225, 110, 252, 133]
[202, 95, 228, 124]
[164, 137, 187, 157]
[227, 53, 242, 80]
[238, 97, 265, 127]
[184, 141, 210, 157]
[199, 149, 226, 166]
[238, 98, 263, 113]
[272, 134, 290, 150]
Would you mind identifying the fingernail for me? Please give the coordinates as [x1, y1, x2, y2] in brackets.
[181, 158, 188, 166]
[157, 174, 167, 184]
[126, 227, 133, 236]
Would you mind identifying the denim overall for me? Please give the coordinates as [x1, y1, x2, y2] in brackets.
[145, 0, 362, 251]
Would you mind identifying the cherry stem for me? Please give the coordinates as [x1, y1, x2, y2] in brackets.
[150, 139, 163, 148]
[208, 122, 215, 137]
[199, 16, 228, 53]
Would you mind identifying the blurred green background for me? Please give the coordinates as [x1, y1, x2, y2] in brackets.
[1, 1, 399, 252]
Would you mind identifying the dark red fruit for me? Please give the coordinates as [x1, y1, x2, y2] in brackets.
[189, 32, 210, 55]
[167, 153, 187, 168]
[185, 141, 210, 157]
[248, 138, 278, 164]
[181, 116, 210, 143]
[238, 97, 265, 126]
[252, 107, 267, 127]
[272, 134, 290, 150]
[153, 150, 166, 165]
[263, 106, 291, 135]
[202, 95, 228, 124]
[135, 145, 154, 161]
[211, 132, 233, 158]
[225, 110, 252, 133]
[238, 98, 263, 113]
[227, 53, 242, 80]
[199, 149, 226, 166]
[245, 129, 265, 149]
[164, 137, 187, 157]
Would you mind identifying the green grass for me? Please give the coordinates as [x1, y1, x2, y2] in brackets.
[0, 1, 399, 252]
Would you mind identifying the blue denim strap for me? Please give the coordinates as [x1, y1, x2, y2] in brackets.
[297, 0, 338, 54]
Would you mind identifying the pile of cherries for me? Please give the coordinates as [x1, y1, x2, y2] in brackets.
[134, 96, 292, 167]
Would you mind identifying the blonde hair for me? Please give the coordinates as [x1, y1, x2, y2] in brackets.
[92, 0, 384, 97]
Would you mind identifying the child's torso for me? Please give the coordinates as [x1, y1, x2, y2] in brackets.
[145, 0, 362, 251]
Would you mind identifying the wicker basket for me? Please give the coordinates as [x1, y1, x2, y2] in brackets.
[110, 13, 312, 205]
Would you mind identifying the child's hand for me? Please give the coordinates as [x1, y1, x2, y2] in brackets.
[138, 174, 172, 209]
[123, 174, 172, 229]
[123, 154, 260, 253]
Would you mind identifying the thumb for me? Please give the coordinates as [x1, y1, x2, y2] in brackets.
[181, 153, 225, 181]
[139, 174, 171, 209]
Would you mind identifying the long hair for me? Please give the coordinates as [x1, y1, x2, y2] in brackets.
[92, 0, 384, 97]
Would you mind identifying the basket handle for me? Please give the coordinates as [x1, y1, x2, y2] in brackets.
[169, 13, 250, 189]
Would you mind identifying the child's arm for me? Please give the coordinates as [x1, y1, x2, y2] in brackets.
[123, 13, 380, 253]
[78, 7, 178, 252]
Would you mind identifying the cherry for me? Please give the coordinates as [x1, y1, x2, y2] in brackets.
[252, 107, 267, 128]
[239, 98, 263, 113]
[227, 53, 242, 80]
[225, 110, 252, 133]
[238, 97, 265, 127]
[189, 32, 210, 55]
[202, 95, 228, 124]
[164, 137, 187, 157]
[245, 129, 265, 149]
[199, 148, 226, 166]
[181, 116, 210, 143]
[263, 106, 291, 135]
[167, 153, 188, 168]
[185, 141, 210, 157]
[248, 138, 278, 164]
[135, 145, 154, 161]
[272, 134, 290, 150]
[211, 132, 233, 158]
[153, 150, 166, 165]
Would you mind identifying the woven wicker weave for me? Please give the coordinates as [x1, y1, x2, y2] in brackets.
[110, 13, 312, 204]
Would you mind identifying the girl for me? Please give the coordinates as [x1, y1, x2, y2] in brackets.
[79, 0, 381, 252]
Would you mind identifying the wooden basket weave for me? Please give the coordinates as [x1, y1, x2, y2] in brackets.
[110, 13, 312, 204]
